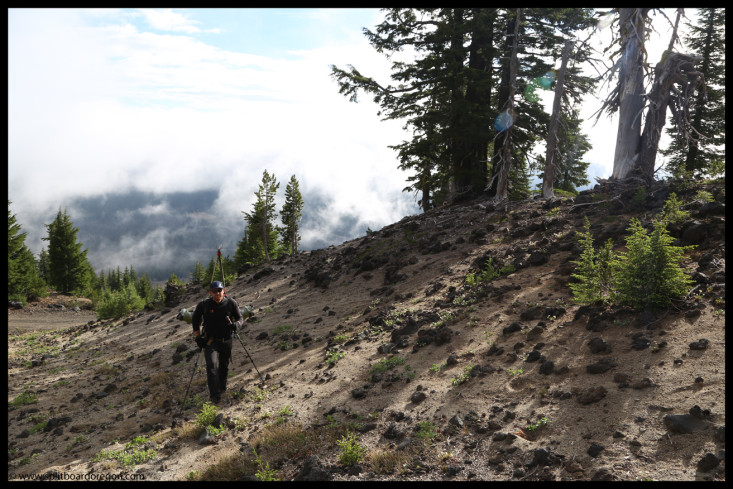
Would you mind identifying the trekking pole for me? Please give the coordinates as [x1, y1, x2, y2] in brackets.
[182, 346, 203, 409]
[227, 317, 264, 382]
[217, 246, 225, 285]
[235, 330, 265, 382]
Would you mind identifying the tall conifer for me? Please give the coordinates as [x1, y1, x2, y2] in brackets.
[280, 175, 304, 256]
[8, 201, 47, 302]
[42, 208, 91, 294]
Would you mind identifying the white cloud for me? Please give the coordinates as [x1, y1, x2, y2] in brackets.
[136, 8, 205, 34]
[9, 8, 420, 262]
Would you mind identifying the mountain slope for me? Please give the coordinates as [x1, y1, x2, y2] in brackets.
[8, 182, 726, 481]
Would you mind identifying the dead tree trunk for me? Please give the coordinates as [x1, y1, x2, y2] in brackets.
[611, 8, 648, 180]
[639, 51, 704, 182]
[542, 39, 573, 199]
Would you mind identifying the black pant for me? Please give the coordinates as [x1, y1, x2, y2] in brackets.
[203, 339, 232, 400]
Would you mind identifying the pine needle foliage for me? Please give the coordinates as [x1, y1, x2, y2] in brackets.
[612, 218, 695, 310]
[569, 218, 615, 304]
[570, 212, 694, 310]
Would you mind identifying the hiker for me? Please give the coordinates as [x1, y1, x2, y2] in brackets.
[191, 281, 244, 403]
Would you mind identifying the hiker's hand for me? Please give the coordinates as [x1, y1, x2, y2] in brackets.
[195, 335, 207, 349]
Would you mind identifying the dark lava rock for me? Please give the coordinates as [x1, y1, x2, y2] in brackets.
[591, 468, 615, 481]
[631, 335, 651, 351]
[663, 414, 708, 434]
[587, 443, 604, 458]
[525, 448, 560, 468]
[588, 337, 612, 354]
[44, 416, 73, 432]
[689, 338, 710, 350]
[577, 386, 607, 405]
[294, 455, 332, 481]
[525, 350, 542, 363]
[538, 360, 555, 375]
[384, 423, 403, 440]
[697, 453, 721, 472]
[503, 322, 523, 335]
[586, 357, 617, 374]
[410, 391, 427, 404]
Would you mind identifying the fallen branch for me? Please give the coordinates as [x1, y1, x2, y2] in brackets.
[569, 195, 625, 213]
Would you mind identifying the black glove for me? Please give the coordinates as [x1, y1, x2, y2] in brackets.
[226, 317, 241, 332]
[194, 335, 207, 349]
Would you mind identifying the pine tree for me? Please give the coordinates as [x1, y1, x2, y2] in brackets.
[97, 281, 146, 320]
[191, 261, 206, 285]
[234, 227, 258, 269]
[569, 218, 614, 304]
[8, 201, 47, 302]
[612, 218, 695, 310]
[243, 170, 281, 263]
[38, 248, 49, 283]
[107, 268, 120, 292]
[42, 208, 91, 295]
[136, 272, 154, 305]
[661, 8, 725, 181]
[97, 269, 108, 293]
[280, 175, 304, 256]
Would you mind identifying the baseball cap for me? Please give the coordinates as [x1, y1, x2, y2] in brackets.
[210, 281, 225, 290]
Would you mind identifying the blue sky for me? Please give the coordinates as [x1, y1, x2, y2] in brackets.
[8, 8, 693, 276]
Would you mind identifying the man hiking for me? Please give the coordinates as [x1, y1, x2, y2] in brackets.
[191, 281, 244, 403]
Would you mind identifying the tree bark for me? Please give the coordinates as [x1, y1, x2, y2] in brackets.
[542, 39, 573, 198]
[639, 51, 703, 182]
[611, 8, 648, 180]
[493, 8, 521, 202]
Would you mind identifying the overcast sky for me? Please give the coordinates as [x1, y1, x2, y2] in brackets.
[8, 8, 692, 280]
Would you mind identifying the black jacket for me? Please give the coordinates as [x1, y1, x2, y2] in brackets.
[192, 296, 243, 340]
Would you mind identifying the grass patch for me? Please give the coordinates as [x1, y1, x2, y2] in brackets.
[10, 391, 38, 407]
[92, 436, 157, 468]
[325, 350, 346, 366]
[371, 356, 406, 375]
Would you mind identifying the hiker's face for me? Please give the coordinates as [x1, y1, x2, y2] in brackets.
[210, 288, 225, 303]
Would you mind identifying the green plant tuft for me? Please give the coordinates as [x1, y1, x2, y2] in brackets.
[336, 431, 367, 467]
[612, 218, 695, 310]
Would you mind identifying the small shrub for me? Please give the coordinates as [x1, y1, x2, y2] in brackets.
[252, 448, 279, 481]
[451, 365, 475, 386]
[272, 324, 294, 335]
[325, 350, 346, 366]
[631, 184, 647, 209]
[337, 431, 367, 467]
[694, 190, 714, 203]
[430, 363, 446, 373]
[465, 258, 498, 286]
[569, 217, 615, 304]
[526, 417, 550, 431]
[195, 402, 220, 428]
[661, 192, 690, 225]
[415, 421, 438, 443]
[612, 218, 695, 309]
[371, 356, 406, 374]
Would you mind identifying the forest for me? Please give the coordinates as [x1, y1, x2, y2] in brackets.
[8, 8, 725, 313]
[331, 8, 724, 208]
